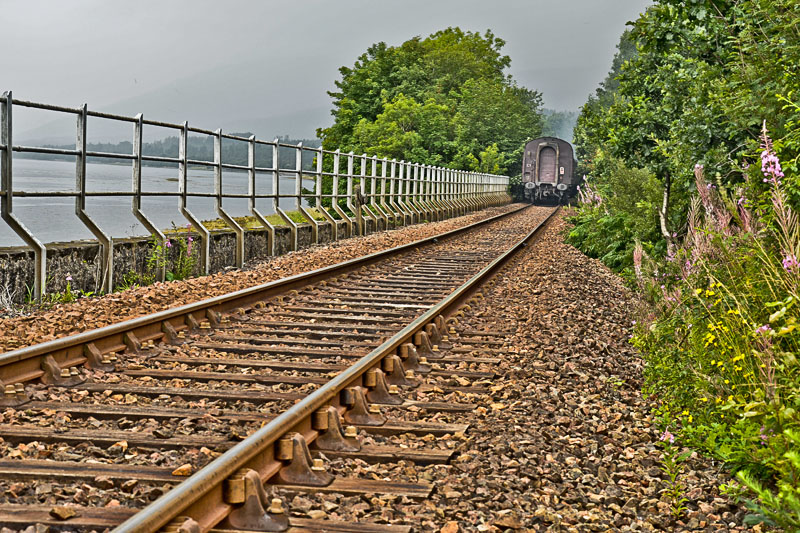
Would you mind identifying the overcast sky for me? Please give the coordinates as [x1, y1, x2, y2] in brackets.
[2, 0, 651, 142]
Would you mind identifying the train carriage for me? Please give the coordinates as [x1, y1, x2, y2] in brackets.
[521, 137, 579, 203]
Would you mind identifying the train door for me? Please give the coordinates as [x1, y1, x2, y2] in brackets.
[537, 146, 557, 184]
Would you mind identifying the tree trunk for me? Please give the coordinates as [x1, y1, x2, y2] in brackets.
[659, 173, 672, 246]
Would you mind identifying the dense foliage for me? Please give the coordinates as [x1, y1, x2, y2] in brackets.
[317, 28, 543, 175]
[571, 0, 800, 272]
[568, 1, 800, 527]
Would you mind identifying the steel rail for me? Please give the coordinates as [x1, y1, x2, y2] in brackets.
[113, 206, 559, 533]
[0, 205, 528, 386]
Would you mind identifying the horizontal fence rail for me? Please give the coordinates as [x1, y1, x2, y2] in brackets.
[0, 91, 510, 299]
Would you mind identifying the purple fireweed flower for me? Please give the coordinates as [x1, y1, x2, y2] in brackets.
[166, 240, 172, 248]
[755, 324, 772, 335]
[659, 430, 675, 444]
[783, 254, 798, 273]
[760, 123, 784, 185]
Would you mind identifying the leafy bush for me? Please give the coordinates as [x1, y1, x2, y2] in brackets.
[567, 154, 665, 275]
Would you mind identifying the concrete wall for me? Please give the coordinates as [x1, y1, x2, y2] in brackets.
[0, 210, 411, 303]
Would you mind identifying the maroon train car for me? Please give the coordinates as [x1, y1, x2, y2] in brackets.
[521, 137, 578, 203]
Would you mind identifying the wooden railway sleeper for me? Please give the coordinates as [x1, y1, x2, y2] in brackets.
[221, 469, 289, 532]
[275, 433, 334, 486]
[312, 406, 361, 452]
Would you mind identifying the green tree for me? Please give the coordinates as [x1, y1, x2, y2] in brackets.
[318, 27, 543, 175]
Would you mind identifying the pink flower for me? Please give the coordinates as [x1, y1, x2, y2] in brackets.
[659, 430, 675, 444]
[755, 324, 772, 335]
[166, 240, 172, 248]
[760, 123, 784, 185]
[65, 274, 72, 282]
[783, 254, 798, 273]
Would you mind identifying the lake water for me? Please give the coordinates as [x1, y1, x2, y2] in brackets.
[0, 158, 315, 247]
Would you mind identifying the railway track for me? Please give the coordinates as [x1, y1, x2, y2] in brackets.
[0, 205, 557, 532]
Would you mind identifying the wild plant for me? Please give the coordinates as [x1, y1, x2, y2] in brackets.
[657, 428, 691, 519]
[166, 225, 197, 281]
[632, 125, 800, 529]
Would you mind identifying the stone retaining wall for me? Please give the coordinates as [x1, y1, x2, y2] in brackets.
[0, 216, 385, 303]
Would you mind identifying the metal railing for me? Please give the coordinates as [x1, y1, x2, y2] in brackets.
[0, 91, 510, 299]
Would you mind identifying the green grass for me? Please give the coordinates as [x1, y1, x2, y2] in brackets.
[178, 209, 327, 231]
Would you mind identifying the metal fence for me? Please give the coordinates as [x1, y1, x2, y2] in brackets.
[0, 91, 510, 299]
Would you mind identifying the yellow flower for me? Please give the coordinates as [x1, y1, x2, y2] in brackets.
[724, 379, 730, 384]
[700, 397, 709, 402]
[728, 395, 734, 402]
[682, 410, 689, 416]
[688, 415, 693, 423]
[694, 288, 703, 296]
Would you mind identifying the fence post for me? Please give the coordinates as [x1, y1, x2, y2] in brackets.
[131, 113, 167, 281]
[131, 114, 166, 282]
[248, 135, 277, 255]
[1, 91, 47, 300]
[213, 129, 245, 267]
[75, 103, 114, 294]
[273, 140, 299, 250]
[330, 149, 354, 237]
[178, 122, 210, 275]
[372, 158, 389, 228]
[296, 144, 321, 244]
[359, 154, 376, 234]
[388, 159, 403, 225]
[314, 147, 338, 241]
